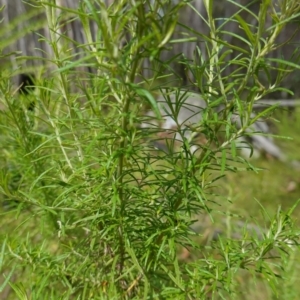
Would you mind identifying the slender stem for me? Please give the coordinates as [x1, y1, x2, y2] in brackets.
[43, 0, 85, 171]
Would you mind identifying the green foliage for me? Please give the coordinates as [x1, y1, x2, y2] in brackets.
[0, 0, 300, 299]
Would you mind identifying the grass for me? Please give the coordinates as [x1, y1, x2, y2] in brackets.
[221, 108, 300, 220]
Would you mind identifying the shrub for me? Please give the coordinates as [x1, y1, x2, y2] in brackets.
[1, 0, 300, 299]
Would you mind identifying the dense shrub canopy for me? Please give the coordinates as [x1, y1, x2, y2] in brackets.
[0, 1, 300, 299]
